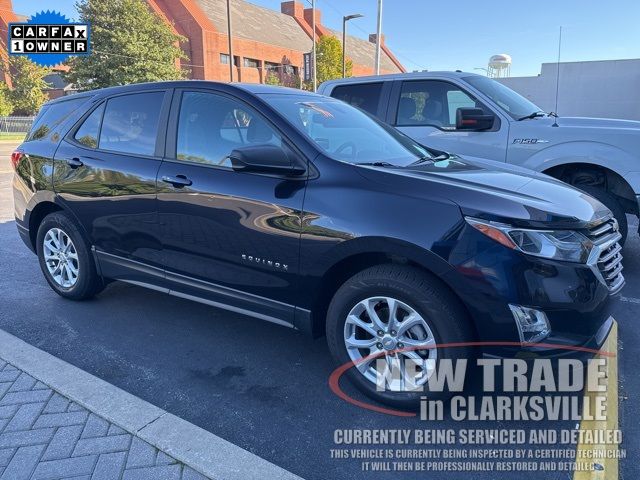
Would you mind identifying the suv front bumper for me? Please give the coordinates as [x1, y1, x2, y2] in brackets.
[443, 228, 619, 359]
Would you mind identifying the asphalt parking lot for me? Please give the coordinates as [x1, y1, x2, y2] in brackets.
[0, 141, 638, 480]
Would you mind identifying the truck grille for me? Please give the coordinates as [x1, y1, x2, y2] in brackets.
[587, 218, 624, 294]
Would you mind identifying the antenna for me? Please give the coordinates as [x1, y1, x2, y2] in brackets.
[552, 26, 562, 126]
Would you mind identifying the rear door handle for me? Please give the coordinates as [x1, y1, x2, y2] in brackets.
[67, 157, 84, 169]
[162, 174, 192, 188]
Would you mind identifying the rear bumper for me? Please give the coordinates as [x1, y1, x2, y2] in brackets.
[16, 223, 35, 253]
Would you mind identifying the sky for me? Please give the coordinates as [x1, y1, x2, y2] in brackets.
[12, 0, 640, 76]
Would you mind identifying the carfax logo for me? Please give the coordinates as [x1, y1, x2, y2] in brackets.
[8, 10, 90, 67]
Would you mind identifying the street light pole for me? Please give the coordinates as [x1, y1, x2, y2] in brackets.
[227, 0, 234, 82]
[374, 0, 383, 75]
[312, 0, 317, 91]
[342, 14, 363, 78]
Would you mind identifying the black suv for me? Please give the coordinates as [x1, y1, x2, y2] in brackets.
[13, 82, 623, 407]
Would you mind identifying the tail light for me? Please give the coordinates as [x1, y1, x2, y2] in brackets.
[10, 151, 24, 170]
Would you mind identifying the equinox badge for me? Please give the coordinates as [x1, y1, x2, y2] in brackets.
[241, 254, 288, 271]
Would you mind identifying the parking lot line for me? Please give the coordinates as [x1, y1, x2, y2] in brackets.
[619, 296, 640, 305]
[574, 321, 618, 480]
[0, 328, 303, 480]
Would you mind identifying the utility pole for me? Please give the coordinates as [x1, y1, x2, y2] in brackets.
[227, 0, 234, 82]
[374, 0, 383, 75]
[342, 14, 363, 78]
[312, 0, 317, 91]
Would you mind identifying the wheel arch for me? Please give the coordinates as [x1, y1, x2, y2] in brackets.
[543, 162, 638, 215]
[26, 197, 91, 252]
[305, 238, 476, 339]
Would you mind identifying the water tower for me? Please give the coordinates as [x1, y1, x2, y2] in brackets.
[487, 54, 512, 78]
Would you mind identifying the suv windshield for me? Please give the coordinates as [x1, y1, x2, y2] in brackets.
[259, 94, 432, 167]
[464, 75, 543, 120]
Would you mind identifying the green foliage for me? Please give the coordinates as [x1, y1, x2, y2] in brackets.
[265, 71, 282, 86]
[316, 35, 352, 85]
[0, 83, 13, 116]
[2, 57, 49, 116]
[66, 0, 187, 90]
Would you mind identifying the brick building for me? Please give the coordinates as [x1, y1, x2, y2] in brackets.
[146, 0, 405, 83]
[0, 0, 22, 87]
[0, 0, 404, 88]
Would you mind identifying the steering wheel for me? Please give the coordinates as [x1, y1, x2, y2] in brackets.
[334, 141, 357, 159]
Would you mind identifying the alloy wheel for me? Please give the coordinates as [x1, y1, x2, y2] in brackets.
[343, 296, 437, 392]
[43, 228, 79, 288]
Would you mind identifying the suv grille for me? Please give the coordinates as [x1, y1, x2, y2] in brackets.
[587, 218, 624, 294]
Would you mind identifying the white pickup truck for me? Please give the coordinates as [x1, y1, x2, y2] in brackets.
[319, 72, 640, 244]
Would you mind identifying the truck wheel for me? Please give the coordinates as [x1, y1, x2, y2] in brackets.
[326, 264, 475, 409]
[580, 186, 628, 246]
[36, 212, 104, 300]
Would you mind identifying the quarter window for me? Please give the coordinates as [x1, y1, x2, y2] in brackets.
[99, 92, 164, 156]
[397, 80, 488, 129]
[74, 103, 104, 148]
[176, 91, 281, 167]
[26, 97, 86, 142]
[330, 83, 383, 116]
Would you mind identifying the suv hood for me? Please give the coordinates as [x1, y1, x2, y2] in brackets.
[357, 155, 610, 229]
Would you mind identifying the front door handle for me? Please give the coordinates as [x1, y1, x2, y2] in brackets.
[67, 157, 84, 169]
[162, 174, 193, 188]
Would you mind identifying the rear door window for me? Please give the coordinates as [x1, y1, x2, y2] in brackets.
[26, 97, 87, 142]
[99, 92, 164, 156]
[330, 83, 383, 117]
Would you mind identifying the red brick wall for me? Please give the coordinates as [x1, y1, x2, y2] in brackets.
[0, 0, 19, 87]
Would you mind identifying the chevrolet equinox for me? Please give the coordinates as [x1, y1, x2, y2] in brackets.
[12, 82, 623, 407]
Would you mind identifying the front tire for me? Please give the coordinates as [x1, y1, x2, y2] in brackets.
[326, 265, 475, 409]
[36, 212, 104, 300]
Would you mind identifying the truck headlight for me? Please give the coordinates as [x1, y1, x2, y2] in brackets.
[466, 217, 594, 263]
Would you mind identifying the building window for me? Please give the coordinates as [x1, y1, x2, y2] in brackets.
[265, 61, 279, 72]
[220, 54, 239, 66]
[243, 57, 260, 68]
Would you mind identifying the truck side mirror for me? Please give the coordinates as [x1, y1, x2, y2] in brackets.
[456, 108, 495, 131]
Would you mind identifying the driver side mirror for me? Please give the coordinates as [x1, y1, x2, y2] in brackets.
[455, 108, 495, 131]
[229, 144, 305, 176]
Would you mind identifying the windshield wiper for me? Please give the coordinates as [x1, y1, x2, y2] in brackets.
[408, 153, 448, 167]
[357, 161, 396, 168]
[517, 111, 546, 121]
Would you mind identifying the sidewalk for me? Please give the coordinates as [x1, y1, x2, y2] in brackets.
[0, 359, 207, 480]
[0, 329, 302, 480]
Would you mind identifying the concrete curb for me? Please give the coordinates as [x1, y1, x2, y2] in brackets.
[0, 328, 303, 480]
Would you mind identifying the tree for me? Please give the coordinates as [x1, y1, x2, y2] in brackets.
[66, 0, 187, 90]
[0, 84, 13, 116]
[2, 57, 49, 116]
[265, 71, 282, 86]
[316, 35, 352, 85]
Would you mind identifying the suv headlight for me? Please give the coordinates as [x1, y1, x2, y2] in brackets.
[466, 217, 594, 263]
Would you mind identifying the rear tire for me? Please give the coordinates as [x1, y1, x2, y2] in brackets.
[579, 186, 628, 246]
[36, 212, 104, 300]
[325, 264, 475, 409]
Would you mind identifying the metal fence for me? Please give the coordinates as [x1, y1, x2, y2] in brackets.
[0, 116, 34, 134]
